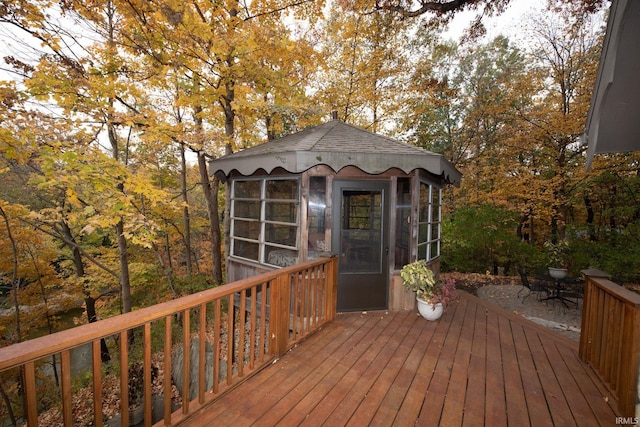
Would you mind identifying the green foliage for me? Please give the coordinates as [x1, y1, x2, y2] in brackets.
[72, 369, 94, 393]
[400, 260, 436, 298]
[442, 203, 640, 282]
[130, 263, 166, 307]
[400, 260, 457, 306]
[569, 223, 640, 283]
[175, 273, 217, 296]
[543, 239, 571, 268]
[441, 205, 524, 274]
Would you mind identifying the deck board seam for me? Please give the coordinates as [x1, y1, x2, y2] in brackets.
[277, 311, 412, 426]
[179, 292, 622, 427]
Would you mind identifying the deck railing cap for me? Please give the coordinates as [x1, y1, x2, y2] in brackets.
[581, 268, 612, 278]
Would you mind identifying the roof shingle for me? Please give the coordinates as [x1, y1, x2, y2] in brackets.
[211, 119, 461, 184]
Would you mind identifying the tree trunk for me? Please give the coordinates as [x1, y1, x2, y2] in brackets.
[0, 381, 16, 427]
[116, 220, 132, 314]
[60, 221, 112, 363]
[107, 105, 133, 315]
[85, 296, 111, 363]
[584, 195, 596, 241]
[0, 207, 25, 422]
[0, 207, 22, 342]
[517, 212, 528, 242]
[197, 152, 223, 283]
[28, 249, 60, 386]
[180, 142, 193, 276]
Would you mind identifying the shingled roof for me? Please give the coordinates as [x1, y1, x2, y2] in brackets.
[210, 119, 461, 185]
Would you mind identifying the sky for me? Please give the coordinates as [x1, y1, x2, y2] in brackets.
[443, 0, 546, 42]
[0, 0, 575, 83]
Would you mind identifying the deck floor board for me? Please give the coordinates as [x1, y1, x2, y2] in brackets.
[181, 292, 621, 426]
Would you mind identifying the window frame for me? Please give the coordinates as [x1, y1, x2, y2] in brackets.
[417, 181, 442, 262]
[230, 177, 300, 266]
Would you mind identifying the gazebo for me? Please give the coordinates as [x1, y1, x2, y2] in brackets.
[210, 117, 461, 311]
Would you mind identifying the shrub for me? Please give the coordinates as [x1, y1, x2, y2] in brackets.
[441, 205, 525, 275]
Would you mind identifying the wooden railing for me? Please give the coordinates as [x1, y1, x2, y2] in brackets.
[0, 256, 337, 427]
[579, 269, 640, 417]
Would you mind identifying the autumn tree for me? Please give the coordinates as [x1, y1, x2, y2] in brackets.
[113, 0, 324, 280]
[402, 33, 533, 208]
[316, 1, 408, 131]
[400, 34, 464, 162]
[374, 0, 607, 29]
[0, 1, 183, 318]
[245, 20, 322, 140]
[520, 6, 604, 243]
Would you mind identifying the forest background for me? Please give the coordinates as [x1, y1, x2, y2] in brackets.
[1, 0, 639, 347]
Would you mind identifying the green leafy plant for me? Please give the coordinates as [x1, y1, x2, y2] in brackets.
[543, 240, 570, 268]
[400, 260, 457, 306]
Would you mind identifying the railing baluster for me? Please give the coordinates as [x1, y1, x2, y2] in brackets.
[310, 266, 316, 329]
[199, 303, 206, 403]
[292, 273, 300, 341]
[249, 285, 257, 369]
[313, 265, 320, 328]
[213, 300, 221, 393]
[227, 294, 234, 385]
[238, 289, 246, 377]
[308, 268, 312, 331]
[259, 282, 267, 361]
[60, 350, 73, 425]
[303, 271, 308, 336]
[164, 315, 172, 425]
[23, 361, 38, 426]
[143, 323, 152, 426]
[120, 331, 129, 427]
[92, 340, 103, 427]
[182, 309, 190, 415]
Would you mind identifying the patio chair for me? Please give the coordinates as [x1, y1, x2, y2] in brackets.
[517, 268, 550, 302]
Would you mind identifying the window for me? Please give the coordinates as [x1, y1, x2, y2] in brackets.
[231, 178, 299, 266]
[395, 178, 411, 269]
[417, 182, 441, 262]
[307, 176, 327, 252]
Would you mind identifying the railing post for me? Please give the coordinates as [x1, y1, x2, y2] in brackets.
[580, 269, 640, 418]
[326, 256, 338, 320]
[270, 273, 292, 357]
[620, 300, 640, 418]
[579, 269, 608, 361]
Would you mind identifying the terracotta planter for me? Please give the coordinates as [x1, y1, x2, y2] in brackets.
[548, 267, 567, 280]
[416, 297, 443, 321]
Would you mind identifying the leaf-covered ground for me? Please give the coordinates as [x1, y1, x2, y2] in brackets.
[441, 272, 521, 296]
[441, 272, 640, 296]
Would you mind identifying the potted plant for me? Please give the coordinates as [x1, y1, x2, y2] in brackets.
[127, 362, 145, 425]
[400, 260, 457, 320]
[543, 239, 570, 279]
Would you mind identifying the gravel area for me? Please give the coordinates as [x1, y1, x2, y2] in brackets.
[476, 284, 582, 341]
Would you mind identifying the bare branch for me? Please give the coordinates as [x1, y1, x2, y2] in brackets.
[377, 0, 476, 18]
[19, 218, 121, 279]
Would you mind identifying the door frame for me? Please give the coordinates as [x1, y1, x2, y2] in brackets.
[332, 180, 390, 311]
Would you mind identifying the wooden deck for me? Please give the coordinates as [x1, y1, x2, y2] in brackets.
[181, 292, 620, 426]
